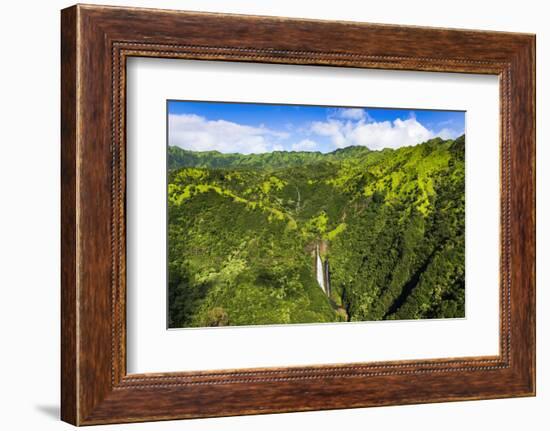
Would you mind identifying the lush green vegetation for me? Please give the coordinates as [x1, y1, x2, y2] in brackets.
[168, 136, 465, 328]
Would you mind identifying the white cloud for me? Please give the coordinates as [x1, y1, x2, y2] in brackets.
[311, 116, 462, 150]
[168, 114, 288, 154]
[435, 127, 462, 140]
[333, 108, 366, 121]
[437, 119, 455, 127]
[292, 139, 318, 151]
[310, 120, 348, 148]
[349, 118, 434, 150]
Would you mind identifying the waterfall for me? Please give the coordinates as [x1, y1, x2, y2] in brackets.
[316, 245, 326, 294]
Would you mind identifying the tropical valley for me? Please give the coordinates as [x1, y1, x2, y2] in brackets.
[167, 135, 465, 328]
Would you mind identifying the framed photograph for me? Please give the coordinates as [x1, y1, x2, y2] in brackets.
[61, 4, 536, 425]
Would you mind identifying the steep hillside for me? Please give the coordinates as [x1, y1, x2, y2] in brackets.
[167, 136, 465, 328]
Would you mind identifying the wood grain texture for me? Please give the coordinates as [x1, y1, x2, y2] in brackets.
[60, 4, 536, 425]
[60, 5, 78, 425]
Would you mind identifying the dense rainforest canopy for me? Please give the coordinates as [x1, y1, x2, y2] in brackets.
[167, 135, 465, 328]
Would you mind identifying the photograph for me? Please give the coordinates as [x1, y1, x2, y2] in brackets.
[167, 101, 466, 328]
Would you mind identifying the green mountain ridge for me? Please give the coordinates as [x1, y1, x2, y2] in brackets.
[168, 136, 465, 328]
[168, 144, 387, 171]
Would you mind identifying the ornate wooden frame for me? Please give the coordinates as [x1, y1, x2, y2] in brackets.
[61, 4, 536, 425]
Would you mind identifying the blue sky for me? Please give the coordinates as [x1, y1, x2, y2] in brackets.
[168, 100, 465, 154]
